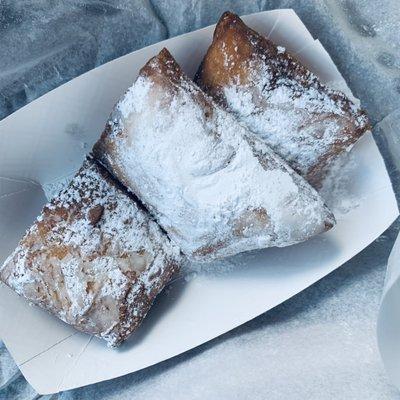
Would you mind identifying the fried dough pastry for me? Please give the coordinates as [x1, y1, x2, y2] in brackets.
[194, 12, 370, 187]
[0, 159, 181, 346]
[93, 48, 335, 262]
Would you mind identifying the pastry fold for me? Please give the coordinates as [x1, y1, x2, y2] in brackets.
[0, 159, 181, 346]
[93, 48, 335, 262]
[194, 12, 370, 187]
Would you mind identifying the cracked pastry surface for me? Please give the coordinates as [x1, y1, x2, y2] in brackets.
[93, 48, 335, 262]
[194, 12, 370, 188]
[0, 159, 182, 347]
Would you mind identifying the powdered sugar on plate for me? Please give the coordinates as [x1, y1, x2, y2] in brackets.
[320, 151, 360, 216]
[42, 172, 75, 201]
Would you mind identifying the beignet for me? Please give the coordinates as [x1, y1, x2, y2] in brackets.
[194, 12, 370, 187]
[93, 48, 335, 262]
[0, 159, 181, 346]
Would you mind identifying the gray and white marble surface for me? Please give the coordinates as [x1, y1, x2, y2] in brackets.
[1, 1, 400, 398]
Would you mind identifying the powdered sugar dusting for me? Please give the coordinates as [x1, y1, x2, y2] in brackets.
[276, 45, 285, 54]
[195, 13, 369, 187]
[0, 159, 181, 346]
[95, 50, 334, 262]
[222, 59, 357, 176]
[118, 76, 152, 118]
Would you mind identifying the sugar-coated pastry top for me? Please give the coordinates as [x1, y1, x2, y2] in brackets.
[195, 12, 370, 187]
[94, 48, 335, 262]
[0, 159, 181, 346]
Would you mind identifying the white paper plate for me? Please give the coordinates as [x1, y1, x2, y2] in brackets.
[0, 9, 398, 394]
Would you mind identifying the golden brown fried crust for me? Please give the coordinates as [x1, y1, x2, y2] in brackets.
[196, 12, 267, 92]
[141, 48, 184, 84]
[195, 11, 371, 187]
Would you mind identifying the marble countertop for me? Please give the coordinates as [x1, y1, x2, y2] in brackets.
[1, 1, 400, 398]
